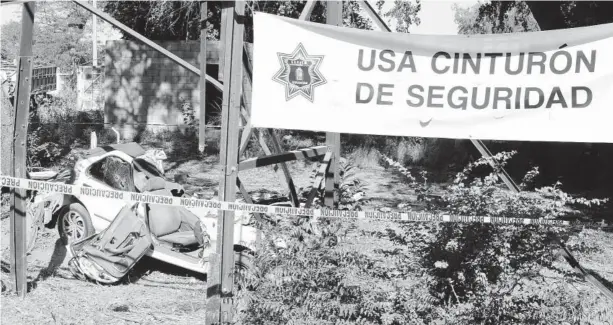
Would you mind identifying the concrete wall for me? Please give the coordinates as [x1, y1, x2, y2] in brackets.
[104, 40, 253, 140]
[77, 66, 104, 111]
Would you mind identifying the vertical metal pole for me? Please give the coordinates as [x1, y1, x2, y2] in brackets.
[324, 1, 342, 208]
[93, 0, 98, 67]
[199, 1, 208, 153]
[206, 1, 244, 324]
[218, 4, 229, 82]
[11, 1, 36, 298]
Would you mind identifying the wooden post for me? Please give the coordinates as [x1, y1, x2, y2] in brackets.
[206, 1, 244, 324]
[324, 1, 342, 208]
[10, 1, 36, 298]
[199, 1, 208, 153]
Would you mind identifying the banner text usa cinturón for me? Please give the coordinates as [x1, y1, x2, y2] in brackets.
[251, 13, 613, 143]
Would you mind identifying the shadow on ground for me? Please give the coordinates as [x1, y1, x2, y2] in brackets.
[587, 270, 613, 301]
[125, 256, 206, 285]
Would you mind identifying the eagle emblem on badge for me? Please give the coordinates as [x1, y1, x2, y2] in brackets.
[272, 43, 326, 102]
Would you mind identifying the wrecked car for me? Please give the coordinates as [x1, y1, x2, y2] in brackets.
[33, 143, 260, 281]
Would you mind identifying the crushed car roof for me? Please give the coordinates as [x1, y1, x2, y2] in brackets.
[86, 143, 147, 159]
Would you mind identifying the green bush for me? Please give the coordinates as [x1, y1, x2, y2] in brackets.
[238, 151, 609, 325]
[304, 158, 369, 211]
[22, 89, 109, 168]
[237, 218, 431, 325]
[27, 92, 101, 168]
[382, 152, 608, 324]
[238, 159, 407, 325]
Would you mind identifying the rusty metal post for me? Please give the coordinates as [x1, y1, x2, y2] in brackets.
[10, 1, 36, 298]
[92, 0, 98, 67]
[205, 1, 245, 324]
[324, 1, 342, 208]
[199, 1, 208, 153]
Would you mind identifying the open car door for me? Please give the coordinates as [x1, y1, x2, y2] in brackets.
[68, 203, 153, 284]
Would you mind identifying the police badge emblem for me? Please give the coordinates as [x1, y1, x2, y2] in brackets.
[272, 43, 326, 102]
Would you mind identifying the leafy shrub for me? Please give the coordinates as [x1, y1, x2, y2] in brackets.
[237, 158, 416, 325]
[302, 158, 369, 211]
[27, 123, 63, 168]
[382, 152, 608, 324]
[237, 217, 435, 325]
[26, 92, 92, 168]
[235, 150, 610, 324]
[181, 98, 198, 131]
[237, 218, 360, 325]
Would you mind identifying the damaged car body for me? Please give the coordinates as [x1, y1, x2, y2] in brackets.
[33, 143, 261, 283]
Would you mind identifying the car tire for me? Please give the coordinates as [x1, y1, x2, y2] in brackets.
[233, 251, 255, 291]
[58, 203, 95, 245]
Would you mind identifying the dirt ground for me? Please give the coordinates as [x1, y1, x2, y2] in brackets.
[2, 151, 613, 324]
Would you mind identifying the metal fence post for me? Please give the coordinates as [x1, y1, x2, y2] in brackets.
[10, 1, 36, 298]
[324, 1, 342, 209]
[199, 1, 208, 153]
[205, 1, 245, 324]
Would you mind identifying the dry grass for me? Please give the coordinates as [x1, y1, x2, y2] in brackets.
[1, 216, 210, 325]
[349, 146, 381, 169]
[543, 229, 613, 324]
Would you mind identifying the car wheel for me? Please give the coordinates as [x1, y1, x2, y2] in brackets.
[58, 203, 94, 245]
[233, 251, 255, 291]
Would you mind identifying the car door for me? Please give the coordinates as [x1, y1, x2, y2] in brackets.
[78, 155, 136, 230]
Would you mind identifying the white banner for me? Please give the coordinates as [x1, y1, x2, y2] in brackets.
[251, 13, 613, 143]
